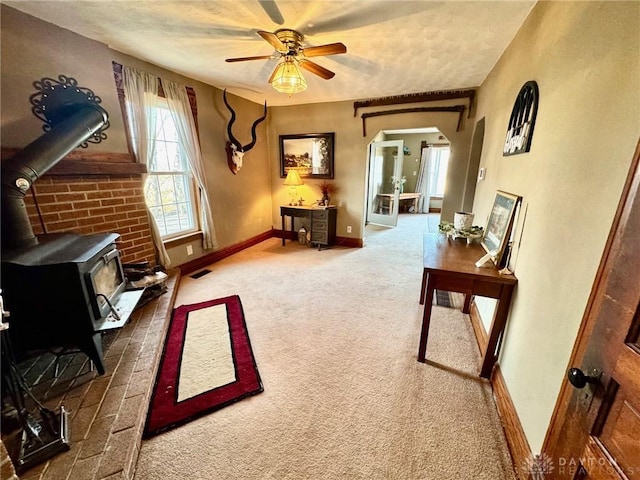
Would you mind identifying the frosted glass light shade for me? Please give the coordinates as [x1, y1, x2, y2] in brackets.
[271, 59, 307, 94]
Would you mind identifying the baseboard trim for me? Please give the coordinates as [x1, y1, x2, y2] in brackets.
[335, 236, 363, 248]
[470, 301, 531, 479]
[273, 230, 362, 248]
[491, 365, 533, 480]
[273, 229, 296, 241]
[180, 230, 362, 275]
[179, 229, 274, 275]
[469, 300, 488, 353]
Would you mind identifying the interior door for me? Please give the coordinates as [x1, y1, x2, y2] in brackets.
[542, 141, 640, 480]
[367, 140, 404, 227]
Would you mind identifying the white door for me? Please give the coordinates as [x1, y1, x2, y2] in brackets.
[367, 140, 404, 227]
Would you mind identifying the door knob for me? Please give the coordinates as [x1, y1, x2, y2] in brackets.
[567, 367, 600, 389]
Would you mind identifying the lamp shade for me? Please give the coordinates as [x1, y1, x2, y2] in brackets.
[271, 58, 307, 94]
[283, 169, 303, 186]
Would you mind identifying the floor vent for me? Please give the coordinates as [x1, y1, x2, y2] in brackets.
[190, 269, 212, 279]
[435, 289, 453, 308]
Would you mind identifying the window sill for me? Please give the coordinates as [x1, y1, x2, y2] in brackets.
[164, 231, 202, 249]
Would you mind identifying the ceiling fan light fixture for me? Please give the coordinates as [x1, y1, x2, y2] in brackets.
[271, 58, 307, 94]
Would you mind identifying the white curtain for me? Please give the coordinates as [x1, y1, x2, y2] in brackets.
[415, 146, 435, 213]
[162, 79, 218, 250]
[122, 66, 170, 266]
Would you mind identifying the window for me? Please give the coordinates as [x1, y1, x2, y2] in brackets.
[115, 62, 216, 260]
[429, 147, 450, 197]
[143, 100, 197, 239]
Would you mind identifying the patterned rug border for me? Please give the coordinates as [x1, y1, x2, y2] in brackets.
[144, 295, 263, 437]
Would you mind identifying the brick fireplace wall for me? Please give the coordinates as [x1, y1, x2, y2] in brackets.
[23, 173, 156, 265]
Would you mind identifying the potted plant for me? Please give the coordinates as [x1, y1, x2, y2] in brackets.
[318, 180, 337, 206]
[390, 175, 407, 193]
[438, 221, 484, 244]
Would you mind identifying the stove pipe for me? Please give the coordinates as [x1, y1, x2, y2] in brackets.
[1, 105, 108, 250]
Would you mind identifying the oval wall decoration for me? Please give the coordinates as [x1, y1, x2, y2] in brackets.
[503, 81, 539, 156]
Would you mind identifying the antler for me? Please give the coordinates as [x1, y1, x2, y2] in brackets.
[223, 89, 240, 149]
[223, 89, 267, 152]
[242, 101, 267, 152]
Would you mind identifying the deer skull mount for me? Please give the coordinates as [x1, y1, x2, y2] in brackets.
[223, 89, 267, 174]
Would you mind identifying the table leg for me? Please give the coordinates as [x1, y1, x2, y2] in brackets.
[291, 216, 295, 242]
[479, 285, 514, 378]
[419, 269, 427, 305]
[462, 294, 472, 314]
[281, 215, 286, 246]
[418, 274, 435, 362]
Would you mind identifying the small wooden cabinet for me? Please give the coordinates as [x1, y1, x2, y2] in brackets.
[280, 205, 337, 249]
[310, 207, 337, 248]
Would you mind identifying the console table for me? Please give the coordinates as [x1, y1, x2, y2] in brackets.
[376, 192, 421, 214]
[419, 233, 517, 378]
[280, 205, 337, 250]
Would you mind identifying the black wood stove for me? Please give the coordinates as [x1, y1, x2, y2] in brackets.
[1, 232, 127, 374]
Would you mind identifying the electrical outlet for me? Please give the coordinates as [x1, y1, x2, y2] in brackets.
[186, 245, 193, 256]
[347, 226, 352, 234]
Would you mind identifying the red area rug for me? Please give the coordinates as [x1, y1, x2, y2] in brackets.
[144, 295, 263, 437]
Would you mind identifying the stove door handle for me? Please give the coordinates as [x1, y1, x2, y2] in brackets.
[102, 249, 119, 264]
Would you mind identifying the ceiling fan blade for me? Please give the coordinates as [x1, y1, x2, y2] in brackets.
[258, 1, 284, 25]
[225, 55, 273, 63]
[298, 59, 335, 80]
[302, 43, 347, 57]
[258, 30, 286, 51]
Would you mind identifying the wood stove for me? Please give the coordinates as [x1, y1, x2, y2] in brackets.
[1, 232, 132, 374]
[0, 84, 141, 376]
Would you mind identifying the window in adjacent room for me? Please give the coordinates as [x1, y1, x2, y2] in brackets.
[429, 147, 450, 197]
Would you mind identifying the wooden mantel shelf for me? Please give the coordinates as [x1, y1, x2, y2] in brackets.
[1, 148, 146, 176]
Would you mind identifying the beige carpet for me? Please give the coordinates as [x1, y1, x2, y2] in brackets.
[178, 302, 238, 402]
[135, 213, 516, 480]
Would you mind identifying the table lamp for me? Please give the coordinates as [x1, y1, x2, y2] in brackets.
[284, 169, 304, 205]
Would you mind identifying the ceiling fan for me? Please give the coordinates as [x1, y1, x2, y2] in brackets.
[225, 29, 347, 93]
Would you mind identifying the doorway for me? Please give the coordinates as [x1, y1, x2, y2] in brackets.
[366, 140, 404, 228]
[364, 128, 450, 237]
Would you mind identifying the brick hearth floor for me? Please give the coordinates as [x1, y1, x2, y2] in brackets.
[4, 270, 179, 480]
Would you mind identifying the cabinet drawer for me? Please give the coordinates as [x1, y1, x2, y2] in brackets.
[311, 231, 328, 243]
[312, 220, 327, 230]
[313, 210, 328, 220]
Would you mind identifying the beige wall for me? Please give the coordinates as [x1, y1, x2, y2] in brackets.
[0, 5, 128, 151]
[473, 1, 640, 452]
[268, 100, 474, 237]
[1, 5, 273, 266]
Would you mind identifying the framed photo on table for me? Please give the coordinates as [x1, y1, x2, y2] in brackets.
[481, 190, 521, 266]
[280, 133, 334, 179]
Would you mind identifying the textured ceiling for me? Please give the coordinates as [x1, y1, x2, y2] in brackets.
[5, 0, 536, 106]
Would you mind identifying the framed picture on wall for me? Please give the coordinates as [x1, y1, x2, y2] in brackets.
[481, 190, 521, 266]
[280, 133, 334, 179]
